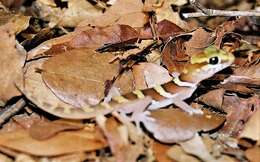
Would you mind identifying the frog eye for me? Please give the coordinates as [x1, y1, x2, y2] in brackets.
[209, 56, 219, 65]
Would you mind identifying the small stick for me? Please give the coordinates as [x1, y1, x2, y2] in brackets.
[182, 10, 260, 18]
[0, 98, 26, 126]
[184, 0, 260, 18]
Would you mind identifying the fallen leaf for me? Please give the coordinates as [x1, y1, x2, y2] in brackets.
[1, 0, 25, 8]
[180, 133, 217, 162]
[16, 58, 118, 119]
[42, 48, 133, 107]
[220, 95, 259, 137]
[220, 83, 254, 95]
[29, 120, 84, 140]
[15, 154, 36, 162]
[234, 63, 260, 81]
[0, 22, 25, 104]
[1, 113, 43, 133]
[141, 108, 226, 143]
[77, 0, 148, 28]
[199, 88, 225, 110]
[27, 24, 139, 60]
[239, 109, 260, 141]
[167, 144, 200, 162]
[245, 146, 260, 162]
[139, 19, 184, 41]
[161, 34, 190, 73]
[0, 153, 12, 162]
[0, 129, 107, 156]
[48, 152, 93, 162]
[152, 141, 172, 162]
[97, 116, 146, 162]
[155, 0, 188, 30]
[132, 62, 172, 89]
[34, 0, 103, 27]
[184, 27, 214, 56]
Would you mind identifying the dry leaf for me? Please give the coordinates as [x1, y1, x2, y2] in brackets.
[199, 88, 225, 110]
[155, 0, 188, 30]
[167, 144, 200, 162]
[139, 19, 184, 41]
[220, 83, 254, 95]
[0, 0, 24, 8]
[0, 22, 25, 104]
[97, 116, 148, 162]
[34, 0, 103, 27]
[47, 152, 93, 162]
[42, 48, 133, 107]
[15, 154, 36, 162]
[27, 24, 139, 60]
[239, 109, 260, 141]
[180, 133, 217, 162]
[78, 0, 148, 28]
[29, 120, 84, 140]
[16, 58, 119, 119]
[0, 129, 107, 156]
[245, 146, 260, 162]
[220, 95, 259, 137]
[234, 63, 260, 81]
[1, 113, 43, 133]
[0, 153, 12, 162]
[184, 27, 214, 56]
[132, 63, 172, 90]
[152, 141, 172, 162]
[141, 108, 226, 143]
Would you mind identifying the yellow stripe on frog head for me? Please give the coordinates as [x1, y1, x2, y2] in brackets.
[190, 45, 234, 64]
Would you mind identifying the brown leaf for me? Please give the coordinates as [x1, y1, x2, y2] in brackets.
[27, 24, 139, 60]
[184, 27, 214, 56]
[42, 48, 133, 107]
[77, 0, 148, 28]
[16, 58, 121, 119]
[29, 120, 84, 140]
[220, 83, 254, 95]
[0, 22, 25, 104]
[0, 128, 107, 156]
[167, 145, 200, 162]
[199, 88, 225, 110]
[152, 141, 173, 162]
[245, 146, 260, 162]
[1, 113, 43, 133]
[132, 63, 172, 90]
[179, 134, 217, 162]
[34, 0, 103, 27]
[239, 109, 260, 141]
[155, 0, 188, 30]
[49, 152, 93, 162]
[220, 95, 259, 137]
[142, 108, 226, 143]
[97, 116, 146, 162]
[161, 34, 189, 73]
[0, 153, 12, 162]
[234, 63, 260, 81]
[0, 0, 24, 8]
[139, 19, 184, 41]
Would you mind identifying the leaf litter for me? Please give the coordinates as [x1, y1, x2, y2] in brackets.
[0, 0, 259, 161]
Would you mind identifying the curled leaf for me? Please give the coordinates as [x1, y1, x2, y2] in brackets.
[0, 129, 107, 156]
[142, 108, 225, 143]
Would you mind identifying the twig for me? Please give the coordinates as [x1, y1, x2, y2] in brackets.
[0, 98, 26, 126]
[182, 10, 260, 18]
[184, 0, 260, 18]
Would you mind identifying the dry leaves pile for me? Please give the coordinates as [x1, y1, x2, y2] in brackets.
[0, 0, 259, 162]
